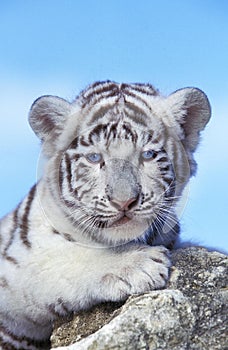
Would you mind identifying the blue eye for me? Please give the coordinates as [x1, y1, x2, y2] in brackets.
[86, 153, 102, 164]
[141, 150, 156, 161]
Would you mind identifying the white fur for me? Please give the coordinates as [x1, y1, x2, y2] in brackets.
[0, 81, 211, 348]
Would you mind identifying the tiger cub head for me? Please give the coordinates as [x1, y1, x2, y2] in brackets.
[29, 81, 211, 246]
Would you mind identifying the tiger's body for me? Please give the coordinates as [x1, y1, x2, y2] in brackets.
[0, 81, 211, 349]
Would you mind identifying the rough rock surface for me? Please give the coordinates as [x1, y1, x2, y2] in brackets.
[51, 247, 228, 350]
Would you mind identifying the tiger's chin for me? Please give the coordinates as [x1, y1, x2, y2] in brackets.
[99, 217, 149, 247]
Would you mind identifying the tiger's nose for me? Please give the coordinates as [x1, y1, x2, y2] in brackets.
[109, 195, 139, 211]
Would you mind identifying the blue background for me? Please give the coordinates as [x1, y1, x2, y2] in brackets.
[0, 1, 227, 251]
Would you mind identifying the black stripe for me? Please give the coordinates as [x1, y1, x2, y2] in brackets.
[59, 159, 65, 196]
[3, 205, 20, 264]
[64, 153, 73, 193]
[20, 184, 36, 248]
[59, 153, 79, 196]
[81, 81, 113, 99]
[105, 123, 118, 144]
[62, 232, 76, 242]
[81, 87, 119, 109]
[122, 123, 138, 143]
[84, 82, 118, 101]
[4, 255, 18, 265]
[159, 273, 167, 282]
[79, 135, 91, 147]
[87, 104, 114, 126]
[5, 206, 19, 250]
[81, 81, 119, 105]
[52, 228, 76, 243]
[85, 95, 118, 124]
[121, 89, 152, 112]
[150, 257, 163, 264]
[139, 132, 154, 149]
[96, 201, 109, 209]
[123, 105, 149, 127]
[123, 83, 158, 96]
[69, 136, 79, 149]
[157, 156, 168, 163]
[87, 124, 108, 143]
[62, 198, 77, 208]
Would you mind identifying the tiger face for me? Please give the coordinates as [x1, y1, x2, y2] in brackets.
[29, 81, 211, 246]
[57, 114, 178, 244]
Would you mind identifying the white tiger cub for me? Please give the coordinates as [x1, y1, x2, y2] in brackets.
[0, 81, 211, 349]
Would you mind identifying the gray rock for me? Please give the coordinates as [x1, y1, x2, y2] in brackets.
[51, 247, 228, 350]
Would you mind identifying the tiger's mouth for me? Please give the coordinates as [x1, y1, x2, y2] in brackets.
[109, 211, 134, 227]
[110, 214, 132, 227]
[91, 210, 136, 229]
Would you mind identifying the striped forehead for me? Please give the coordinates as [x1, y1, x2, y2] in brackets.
[77, 81, 159, 128]
[86, 103, 151, 129]
[78, 81, 159, 108]
[87, 120, 139, 145]
[74, 119, 159, 154]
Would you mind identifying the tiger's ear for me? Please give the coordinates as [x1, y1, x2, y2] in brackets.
[29, 95, 71, 142]
[167, 87, 211, 152]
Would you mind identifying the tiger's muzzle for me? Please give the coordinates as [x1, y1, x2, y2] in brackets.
[105, 159, 141, 213]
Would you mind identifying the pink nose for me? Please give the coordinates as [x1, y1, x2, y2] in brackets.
[109, 196, 139, 211]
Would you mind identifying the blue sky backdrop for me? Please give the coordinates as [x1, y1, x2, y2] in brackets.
[0, 0, 227, 251]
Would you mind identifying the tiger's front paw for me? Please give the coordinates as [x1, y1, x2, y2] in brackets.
[100, 245, 171, 301]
